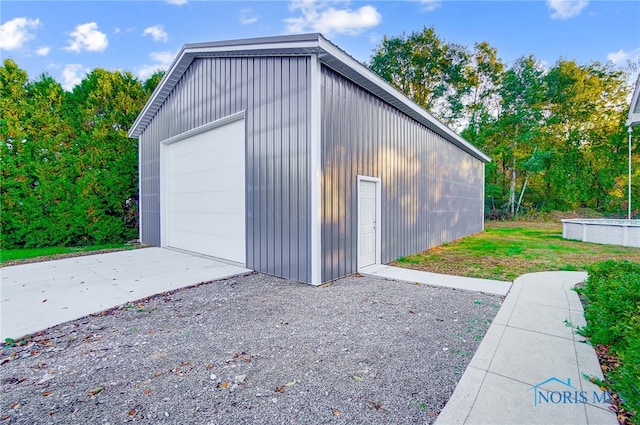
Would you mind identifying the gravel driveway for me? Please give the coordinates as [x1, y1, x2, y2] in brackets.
[1, 272, 502, 424]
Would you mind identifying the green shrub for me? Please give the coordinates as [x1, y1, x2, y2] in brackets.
[577, 260, 640, 423]
[614, 309, 640, 419]
[578, 260, 640, 348]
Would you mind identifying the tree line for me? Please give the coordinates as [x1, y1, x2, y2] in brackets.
[371, 27, 636, 217]
[1, 27, 637, 249]
[0, 59, 163, 249]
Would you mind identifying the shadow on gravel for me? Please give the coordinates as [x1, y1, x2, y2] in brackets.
[1, 273, 502, 424]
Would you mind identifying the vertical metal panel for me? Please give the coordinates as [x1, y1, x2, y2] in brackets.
[321, 66, 484, 282]
[137, 56, 311, 282]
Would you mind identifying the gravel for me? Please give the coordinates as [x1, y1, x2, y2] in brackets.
[1, 272, 502, 424]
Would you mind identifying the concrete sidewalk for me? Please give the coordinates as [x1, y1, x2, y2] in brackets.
[0, 248, 251, 340]
[435, 271, 617, 425]
[360, 264, 512, 296]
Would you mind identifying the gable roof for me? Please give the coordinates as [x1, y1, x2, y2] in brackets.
[129, 33, 490, 163]
[628, 73, 640, 127]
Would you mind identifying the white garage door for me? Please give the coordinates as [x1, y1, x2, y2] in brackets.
[162, 115, 246, 265]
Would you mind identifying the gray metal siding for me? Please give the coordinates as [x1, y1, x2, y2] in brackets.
[139, 132, 160, 245]
[321, 66, 484, 282]
[138, 56, 311, 282]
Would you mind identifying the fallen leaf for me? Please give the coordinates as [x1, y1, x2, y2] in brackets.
[42, 391, 52, 396]
[206, 364, 213, 370]
[276, 386, 285, 393]
[47, 410, 55, 416]
[144, 388, 152, 395]
[221, 381, 228, 389]
[409, 310, 415, 314]
[10, 403, 20, 409]
[88, 387, 104, 396]
[353, 375, 363, 382]
[242, 356, 251, 363]
[180, 361, 191, 367]
[332, 409, 342, 416]
[155, 372, 162, 377]
[128, 408, 137, 417]
[285, 381, 296, 387]
[368, 401, 385, 412]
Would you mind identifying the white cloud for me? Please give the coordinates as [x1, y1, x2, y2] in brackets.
[61, 64, 87, 91]
[65, 22, 108, 52]
[35, 46, 50, 56]
[0, 17, 40, 50]
[150, 51, 174, 64]
[607, 48, 640, 66]
[166, 0, 188, 5]
[547, 0, 588, 20]
[136, 50, 175, 80]
[240, 7, 260, 25]
[608, 49, 629, 65]
[416, 0, 441, 12]
[143, 25, 168, 42]
[285, 0, 382, 36]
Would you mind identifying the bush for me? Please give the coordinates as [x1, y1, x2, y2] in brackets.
[577, 260, 640, 423]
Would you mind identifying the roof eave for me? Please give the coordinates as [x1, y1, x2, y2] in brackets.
[316, 36, 491, 163]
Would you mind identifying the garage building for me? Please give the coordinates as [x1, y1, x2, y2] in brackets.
[129, 33, 490, 285]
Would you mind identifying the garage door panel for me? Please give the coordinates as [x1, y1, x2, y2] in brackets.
[169, 231, 244, 264]
[169, 152, 243, 176]
[169, 213, 245, 238]
[168, 190, 244, 214]
[169, 170, 243, 195]
[163, 117, 246, 264]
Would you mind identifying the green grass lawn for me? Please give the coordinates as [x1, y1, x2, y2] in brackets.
[1, 244, 138, 265]
[394, 221, 640, 281]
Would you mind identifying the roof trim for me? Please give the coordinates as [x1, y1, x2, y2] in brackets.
[628, 74, 640, 127]
[129, 33, 490, 163]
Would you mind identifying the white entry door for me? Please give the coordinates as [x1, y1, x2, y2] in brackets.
[358, 178, 379, 268]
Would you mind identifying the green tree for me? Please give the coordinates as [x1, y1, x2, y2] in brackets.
[542, 60, 630, 213]
[1, 60, 157, 248]
[465, 42, 505, 133]
[369, 28, 635, 217]
[0, 59, 31, 247]
[492, 55, 548, 216]
[370, 27, 472, 129]
[63, 68, 148, 245]
[1, 61, 74, 247]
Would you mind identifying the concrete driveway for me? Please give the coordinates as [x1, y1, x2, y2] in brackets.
[0, 248, 251, 340]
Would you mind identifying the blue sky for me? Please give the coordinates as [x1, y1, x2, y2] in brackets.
[1, 0, 639, 90]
